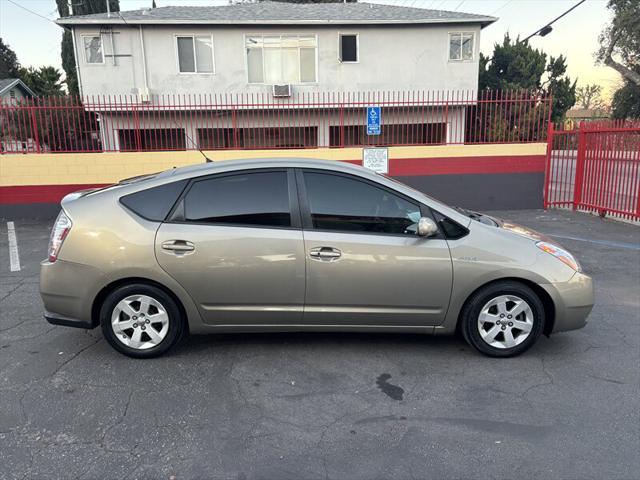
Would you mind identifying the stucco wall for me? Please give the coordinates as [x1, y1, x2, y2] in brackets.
[73, 23, 482, 96]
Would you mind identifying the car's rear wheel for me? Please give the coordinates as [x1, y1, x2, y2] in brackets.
[100, 284, 184, 358]
[461, 281, 545, 357]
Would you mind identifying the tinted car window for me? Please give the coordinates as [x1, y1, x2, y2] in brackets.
[120, 180, 187, 221]
[432, 210, 468, 239]
[303, 172, 421, 235]
[184, 171, 291, 227]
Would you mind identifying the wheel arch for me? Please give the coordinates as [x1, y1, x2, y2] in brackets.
[455, 277, 556, 336]
[91, 277, 190, 333]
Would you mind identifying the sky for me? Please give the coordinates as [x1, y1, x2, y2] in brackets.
[0, 0, 622, 99]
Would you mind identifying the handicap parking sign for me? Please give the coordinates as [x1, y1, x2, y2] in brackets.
[367, 106, 381, 136]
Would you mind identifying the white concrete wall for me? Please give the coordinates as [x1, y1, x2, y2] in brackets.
[73, 23, 483, 97]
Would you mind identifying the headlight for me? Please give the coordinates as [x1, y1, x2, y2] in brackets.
[536, 241, 581, 272]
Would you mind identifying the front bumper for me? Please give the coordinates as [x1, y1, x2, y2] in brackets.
[542, 271, 594, 333]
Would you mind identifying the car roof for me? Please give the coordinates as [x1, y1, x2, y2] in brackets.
[159, 157, 370, 180]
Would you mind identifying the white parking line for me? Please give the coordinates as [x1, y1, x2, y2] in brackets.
[7, 221, 21, 272]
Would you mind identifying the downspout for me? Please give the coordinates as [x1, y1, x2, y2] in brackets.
[139, 25, 149, 94]
[108, 27, 116, 66]
[69, 27, 84, 96]
[106, 0, 116, 65]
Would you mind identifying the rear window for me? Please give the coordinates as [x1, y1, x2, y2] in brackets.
[120, 180, 187, 221]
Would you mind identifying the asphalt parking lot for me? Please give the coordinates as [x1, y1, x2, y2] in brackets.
[1, 209, 638, 480]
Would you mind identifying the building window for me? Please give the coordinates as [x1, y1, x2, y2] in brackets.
[329, 123, 447, 147]
[198, 126, 318, 150]
[449, 32, 474, 61]
[176, 35, 214, 73]
[246, 35, 317, 84]
[83, 35, 104, 64]
[118, 128, 186, 151]
[339, 34, 358, 62]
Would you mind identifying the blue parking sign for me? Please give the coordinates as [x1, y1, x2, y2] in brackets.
[367, 106, 381, 135]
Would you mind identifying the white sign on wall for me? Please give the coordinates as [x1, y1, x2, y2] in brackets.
[362, 147, 389, 174]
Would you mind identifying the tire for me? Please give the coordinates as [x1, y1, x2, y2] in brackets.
[100, 283, 184, 358]
[460, 281, 545, 357]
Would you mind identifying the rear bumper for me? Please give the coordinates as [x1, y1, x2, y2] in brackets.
[542, 271, 594, 333]
[40, 259, 107, 327]
[45, 310, 96, 329]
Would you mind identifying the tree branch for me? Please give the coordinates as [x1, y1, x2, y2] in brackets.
[604, 55, 640, 86]
[602, 24, 640, 86]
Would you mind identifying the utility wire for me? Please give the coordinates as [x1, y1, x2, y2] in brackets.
[433, 0, 447, 10]
[522, 0, 587, 42]
[491, 0, 514, 16]
[453, 0, 465, 12]
[6, 0, 57, 24]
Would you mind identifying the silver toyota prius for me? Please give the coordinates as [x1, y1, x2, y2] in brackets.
[40, 159, 594, 358]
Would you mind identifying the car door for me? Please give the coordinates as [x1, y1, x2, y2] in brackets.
[155, 169, 305, 326]
[298, 169, 453, 326]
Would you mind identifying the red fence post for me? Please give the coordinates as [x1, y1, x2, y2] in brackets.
[231, 105, 238, 149]
[636, 181, 640, 220]
[28, 102, 41, 154]
[339, 97, 345, 148]
[572, 124, 587, 211]
[543, 121, 554, 209]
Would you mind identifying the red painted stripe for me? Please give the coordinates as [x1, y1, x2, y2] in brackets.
[0, 184, 108, 205]
[388, 155, 546, 176]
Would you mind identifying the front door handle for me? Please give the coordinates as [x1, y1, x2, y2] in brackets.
[309, 247, 342, 261]
[161, 240, 195, 254]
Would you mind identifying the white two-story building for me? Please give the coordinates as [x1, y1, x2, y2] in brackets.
[57, 2, 496, 151]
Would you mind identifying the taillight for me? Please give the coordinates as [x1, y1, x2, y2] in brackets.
[48, 211, 72, 263]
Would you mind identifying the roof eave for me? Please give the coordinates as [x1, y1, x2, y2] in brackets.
[55, 17, 498, 27]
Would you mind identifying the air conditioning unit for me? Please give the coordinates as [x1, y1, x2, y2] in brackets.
[272, 84, 292, 98]
[139, 88, 151, 103]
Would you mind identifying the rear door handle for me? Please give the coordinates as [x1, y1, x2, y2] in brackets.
[161, 240, 195, 253]
[309, 247, 342, 261]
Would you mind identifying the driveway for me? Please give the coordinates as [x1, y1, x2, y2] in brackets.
[1, 209, 638, 480]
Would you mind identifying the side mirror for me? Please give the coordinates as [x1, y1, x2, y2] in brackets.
[417, 217, 438, 237]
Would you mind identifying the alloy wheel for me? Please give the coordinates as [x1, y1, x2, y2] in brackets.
[477, 294, 534, 349]
[111, 294, 170, 350]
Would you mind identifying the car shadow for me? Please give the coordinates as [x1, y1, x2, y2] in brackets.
[169, 329, 580, 359]
[170, 330, 467, 357]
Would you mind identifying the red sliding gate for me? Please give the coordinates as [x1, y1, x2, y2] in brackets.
[544, 121, 640, 221]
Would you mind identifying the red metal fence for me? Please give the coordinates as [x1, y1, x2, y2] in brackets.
[0, 89, 551, 154]
[544, 120, 640, 221]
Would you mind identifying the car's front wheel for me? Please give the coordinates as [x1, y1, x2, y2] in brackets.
[461, 281, 545, 357]
[100, 284, 184, 358]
